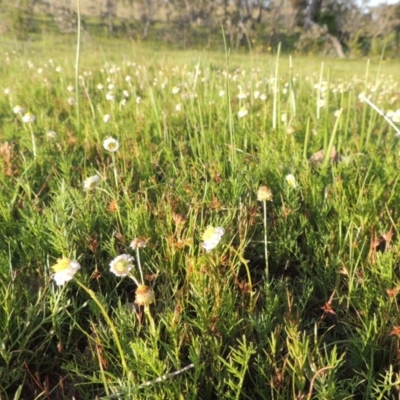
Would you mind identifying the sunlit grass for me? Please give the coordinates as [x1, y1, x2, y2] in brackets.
[1, 36, 400, 399]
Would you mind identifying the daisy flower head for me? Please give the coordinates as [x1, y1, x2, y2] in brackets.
[105, 91, 115, 101]
[22, 112, 36, 123]
[83, 174, 100, 191]
[130, 238, 148, 250]
[285, 174, 297, 188]
[109, 254, 134, 277]
[46, 130, 57, 139]
[238, 106, 248, 118]
[392, 109, 400, 124]
[103, 137, 119, 152]
[13, 105, 24, 115]
[201, 226, 225, 252]
[135, 284, 155, 306]
[52, 257, 81, 286]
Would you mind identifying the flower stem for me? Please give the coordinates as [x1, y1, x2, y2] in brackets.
[135, 248, 145, 285]
[111, 152, 119, 190]
[144, 305, 156, 336]
[29, 124, 37, 159]
[74, 279, 129, 377]
[75, 0, 81, 134]
[262, 200, 269, 282]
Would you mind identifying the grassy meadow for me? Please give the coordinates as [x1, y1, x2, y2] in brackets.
[1, 35, 400, 399]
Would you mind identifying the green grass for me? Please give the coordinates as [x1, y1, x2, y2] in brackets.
[1, 35, 400, 399]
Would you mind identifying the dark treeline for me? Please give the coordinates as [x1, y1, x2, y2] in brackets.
[2, 0, 400, 56]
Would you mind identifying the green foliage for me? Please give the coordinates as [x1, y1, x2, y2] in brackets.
[1, 37, 400, 399]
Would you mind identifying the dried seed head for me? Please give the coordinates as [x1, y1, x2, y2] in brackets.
[257, 186, 273, 202]
[134, 285, 155, 306]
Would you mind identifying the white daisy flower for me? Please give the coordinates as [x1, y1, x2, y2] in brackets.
[285, 174, 297, 188]
[201, 226, 225, 252]
[333, 109, 342, 118]
[392, 110, 400, 123]
[46, 130, 57, 139]
[83, 175, 100, 191]
[52, 258, 81, 286]
[22, 112, 35, 123]
[238, 107, 248, 118]
[105, 92, 115, 101]
[103, 137, 119, 152]
[13, 105, 24, 115]
[259, 93, 267, 101]
[109, 254, 134, 277]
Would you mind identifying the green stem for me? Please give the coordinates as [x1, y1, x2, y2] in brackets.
[28, 123, 37, 159]
[135, 248, 145, 285]
[272, 43, 281, 130]
[111, 152, 119, 190]
[74, 279, 129, 377]
[263, 200, 269, 282]
[75, 0, 81, 135]
[144, 305, 156, 336]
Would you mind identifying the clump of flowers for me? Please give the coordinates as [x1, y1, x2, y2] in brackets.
[52, 257, 81, 286]
[103, 137, 119, 152]
[201, 226, 225, 252]
[84, 174, 101, 191]
[109, 254, 135, 277]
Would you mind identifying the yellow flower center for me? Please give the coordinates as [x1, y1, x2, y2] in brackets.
[52, 258, 71, 273]
[202, 226, 216, 241]
[114, 260, 129, 274]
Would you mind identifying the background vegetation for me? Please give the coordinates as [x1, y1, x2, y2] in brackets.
[1, 0, 400, 56]
[1, 3, 400, 398]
